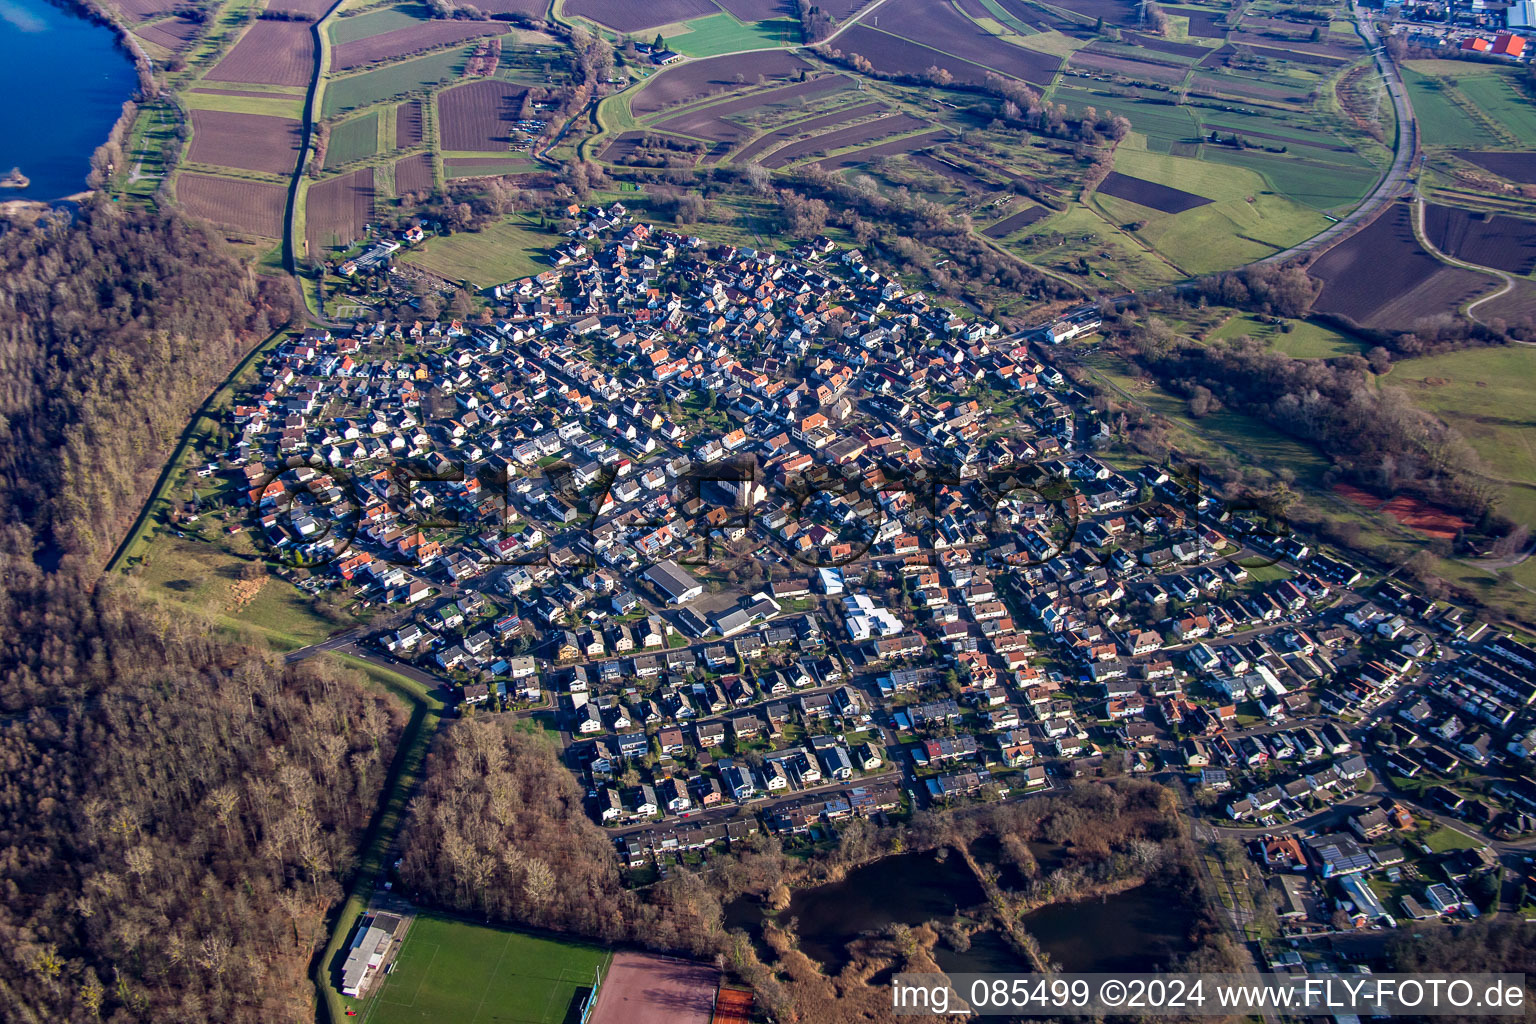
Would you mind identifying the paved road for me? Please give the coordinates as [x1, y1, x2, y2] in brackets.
[1255, 3, 1417, 266]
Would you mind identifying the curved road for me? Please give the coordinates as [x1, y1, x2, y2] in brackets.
[1256, 3, 1417, 266]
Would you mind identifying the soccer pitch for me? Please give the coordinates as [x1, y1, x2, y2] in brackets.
[360, 914, 611, 1024]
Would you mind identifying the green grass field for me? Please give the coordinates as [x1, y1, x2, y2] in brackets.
[1095, 140, 1329, 273]
[1454, 72, 1536, 143]
[1389, 346, 1536, 529]
[331, 2, 429, 45]
[323, 46, 471, 117]
[184, 88, 306, 118]
[360, 915, 610, 1024]
[1208, 312, 1363, 359]
[328, 111, 381, 167]
[663, 13, 801, 57]
[1401, 66, 1505, 149]
[403, 215, 551, 287]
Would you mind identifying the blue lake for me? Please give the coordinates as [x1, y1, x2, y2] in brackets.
[0, 0, 138, 200]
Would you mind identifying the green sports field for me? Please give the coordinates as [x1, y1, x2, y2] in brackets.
[360, 914, 611, 1024]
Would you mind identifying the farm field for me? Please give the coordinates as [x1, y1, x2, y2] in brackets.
[627, 50, 811, 117]
[396, 100, 425, 147]
[765, 113, 930, 167]
[331, 4, 429, 45]
[812, 128, 950, 172]
[1096, 170, 1211, 214]
[469, 0, 548, 12]
[334, 21, 502, 71]
[323, 46, 473, 117]
[1091, 142, 1328, 273]
[205, 20, 314, 87]
[731, 98, 880, 163]
[662, 14, 802, 58]
[1454, 150, 1536, 185]
[1400, 66, 1504, 150]
[326, 111, 381, 168]
[394, 152, 435, 194]
[402, 215, 550, 287]
[982, 203, 1050, 238]
[186, 110, 303, 176]
[649, 75, 855, 148]
[438, 79, 528, 151]
[1389, 346, 1536, 530]
[137, 15, 200, 52]
[358, 914, 610, 1024]
[1309, 202, 1494, 331]
[831, 24, 1002, 86]
[871, 0, 1065, 84]
[184, 87, 305, 118]
[445, 156, 539, 176]
[1423, 204, 1536, 275]
[564, 0, 718, 32]
[1206, 313, 1363, 360]
[175, 173, 288, 236]
[306, 167, 377, 255]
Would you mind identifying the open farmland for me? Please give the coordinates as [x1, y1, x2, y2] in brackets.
[325, 112, 380, 168]
[907, 150, 992, 190]
[628, 50, 811, 117]
[445, 156, 538, 176]
[1070, 49, 1188, 84]
[1424, 205, 1536, 275]
[831, 24, 1010, 86]
[396, 100, 424, 148]
[1454, 151, 1536, 185]
[333, 21, 502, 71]
[648, 76, 856, 148]
[323, 47, 471, 117]
[464, 0, 549, 13]
[112, 0, 176, 19]
[1090, 143, 1328, 272]
[358, 914, 610, 1024]
[394, 153, 435, 195]
[732, 100, 888, 163]
[565, 0, 718, 32]
[137, 16, 201, 51]
[187, 110, 303, 175]
[437, 79, 527, 151]
[762, 112, 929, 167]
[306, 168, 376, 254]
[983, 203, 1050, 238]
[662, 14, 802, 58]
[1310, 203, 1493, 330]
[1400, 67, 1503, 149]
[205, 21, 314, 88]
[870, 0, 1071, 82]
[814, 128, 948, 172]
[332, 5, 427, 45]
[1096, 170, 1211, 214]
[175, 173, 288, 236]
[267, 0, 332, 16]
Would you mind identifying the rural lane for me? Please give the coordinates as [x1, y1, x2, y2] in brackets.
[1255, 2, 1417, 267]
[1411, 193, 1517, 326]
